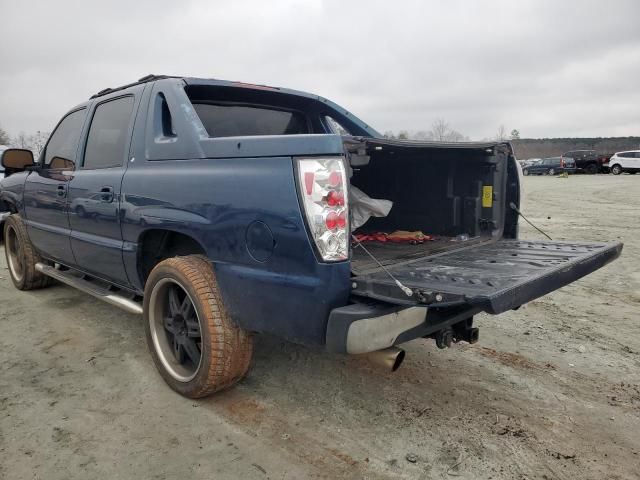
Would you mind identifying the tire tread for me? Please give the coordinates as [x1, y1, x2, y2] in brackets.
[4, 214, 51, 290]
[144, 255, 253, 398]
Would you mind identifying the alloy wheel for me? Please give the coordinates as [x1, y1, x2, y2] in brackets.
[5, 225, 25, 283]
[148, 278, 203, 382]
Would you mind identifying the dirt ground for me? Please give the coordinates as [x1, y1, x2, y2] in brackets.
[1, 174, 639, 480]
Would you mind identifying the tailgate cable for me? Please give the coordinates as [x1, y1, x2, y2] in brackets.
[351, 234, 414, 297]
[509, 202, 553, 240]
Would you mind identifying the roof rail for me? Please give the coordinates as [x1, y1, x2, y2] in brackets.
[90, 74, 180, 99]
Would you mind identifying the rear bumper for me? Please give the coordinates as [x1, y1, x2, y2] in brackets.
[325, 301, 480, 354]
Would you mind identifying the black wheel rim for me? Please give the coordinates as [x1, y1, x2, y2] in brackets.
[149, 278, 203, 382]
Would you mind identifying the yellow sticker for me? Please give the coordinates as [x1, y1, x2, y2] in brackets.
[482, 185, 493, 208]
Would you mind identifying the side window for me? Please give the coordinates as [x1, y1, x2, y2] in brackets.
[43, 109, 86, 169]
[84, 96, 135, 169]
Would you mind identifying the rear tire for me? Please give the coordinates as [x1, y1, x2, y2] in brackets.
[611, 164, 623, 175]
[143, 255, 253, 398]
[3, 214, 51, 290]
[585, 163, 598, 175]
[523, 169, 529, 176]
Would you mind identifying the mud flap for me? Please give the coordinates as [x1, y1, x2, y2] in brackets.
[351, 240, 622, 314]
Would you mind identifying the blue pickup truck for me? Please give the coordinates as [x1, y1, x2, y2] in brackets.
[0, 75, 622, 398]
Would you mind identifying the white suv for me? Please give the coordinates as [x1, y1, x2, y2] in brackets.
[605, 150, 640, 175]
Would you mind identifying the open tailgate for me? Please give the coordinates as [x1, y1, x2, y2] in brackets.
[351, 240, 622, 314]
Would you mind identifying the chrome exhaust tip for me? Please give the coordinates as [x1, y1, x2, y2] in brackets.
[363, 347, 405, 372]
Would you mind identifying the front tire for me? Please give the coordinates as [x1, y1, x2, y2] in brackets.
[611, 164, 623, 175]
[143, 255, 253, 398]
[523, 169, 529, 176]
[548, 168, 556, 176]
[3, 214, 51, 290]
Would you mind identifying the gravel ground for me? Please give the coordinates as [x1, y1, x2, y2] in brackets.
[1, 174, 639, 480]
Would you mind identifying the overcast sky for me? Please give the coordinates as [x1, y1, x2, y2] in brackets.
[1, 0, 639, 140]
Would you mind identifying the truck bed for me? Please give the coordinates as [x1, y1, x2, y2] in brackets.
[351, 236, 488, 274]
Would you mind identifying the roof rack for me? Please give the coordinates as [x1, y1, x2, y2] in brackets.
[90, 74, 181, 99]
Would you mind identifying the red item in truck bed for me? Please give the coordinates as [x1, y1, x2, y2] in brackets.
[353, 231, 433, 244]
[354, 232, 389, 243]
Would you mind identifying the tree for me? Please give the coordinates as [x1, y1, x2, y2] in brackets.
[383, 130, 396, 139]
[430, 118, 450, 141]
[30, 131, 49, 155]
[495, 125, 508, 141]
[397, 130, 409, 140]
[510, 129, 520, 140]
[0, 124, 10, 145]
[413, 130, 430, 141]
[426, 119, 467, 142]
[9, 130, 50, 154]
[13, 132, 29, 149]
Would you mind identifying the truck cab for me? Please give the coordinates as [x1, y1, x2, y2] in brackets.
[0, 75, 622, 398]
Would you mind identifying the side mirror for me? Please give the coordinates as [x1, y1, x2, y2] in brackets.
[1, 149, 35, 172]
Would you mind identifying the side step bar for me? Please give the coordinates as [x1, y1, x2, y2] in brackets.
[35, 263, 143, 315]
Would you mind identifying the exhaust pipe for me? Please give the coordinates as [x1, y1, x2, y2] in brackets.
[363, 347, 405, 372]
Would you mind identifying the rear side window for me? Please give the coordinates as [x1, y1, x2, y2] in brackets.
[325, 116, 351, 135]
[192, 103, 309, 138]
[84, 96, 135, 169]
[44, 109, 86, 168]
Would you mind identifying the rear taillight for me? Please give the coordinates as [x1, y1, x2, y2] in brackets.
[297, 157, 349, 261]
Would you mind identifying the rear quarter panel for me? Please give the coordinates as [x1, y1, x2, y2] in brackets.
[120, 157, 351, 345]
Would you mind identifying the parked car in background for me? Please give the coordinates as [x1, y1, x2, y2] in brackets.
[518, 158, 539, 168]
[522, 156, 576, 176]
[561, 150, 610, 174]
[604, 150, 640, 175]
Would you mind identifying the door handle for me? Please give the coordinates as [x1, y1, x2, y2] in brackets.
[99, 186, 114, 203]
[57, 185, 67, 197]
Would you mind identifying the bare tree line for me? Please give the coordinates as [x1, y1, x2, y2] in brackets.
[383, 120, 519, 143]
[0, 123, 50, 156]
[3, 119, 636, 162]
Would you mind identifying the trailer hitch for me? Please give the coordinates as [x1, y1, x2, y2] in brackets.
[427, 319, 480, 349]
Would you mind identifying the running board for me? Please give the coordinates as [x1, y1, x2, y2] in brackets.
[35, 263, 143, 315]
